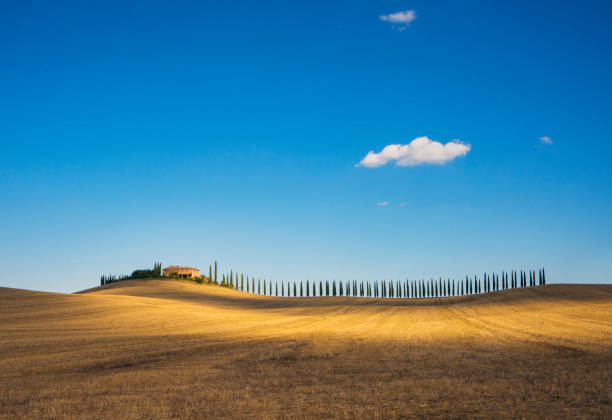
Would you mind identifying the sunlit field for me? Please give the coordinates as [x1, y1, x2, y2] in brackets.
[1, 280, 611, 418]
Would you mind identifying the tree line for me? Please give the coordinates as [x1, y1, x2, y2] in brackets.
[100, 261, 547, 299]
[204, 263, 547, 299]
[100, 262, 162, 285]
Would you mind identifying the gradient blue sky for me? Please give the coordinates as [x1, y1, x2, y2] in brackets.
[1, 0, 611, 293]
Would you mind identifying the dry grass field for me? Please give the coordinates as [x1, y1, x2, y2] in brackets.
[1, 280, 611, 419]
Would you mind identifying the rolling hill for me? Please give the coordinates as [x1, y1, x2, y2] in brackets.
[1, 280, 611, 418]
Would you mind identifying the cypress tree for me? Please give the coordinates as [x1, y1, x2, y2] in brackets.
[214, 261, 218, 284]
[320, 281, 323, 297]
[515, 271, 518, 288]
[542, 268, 546, 285]
[529, 271, 531, 287]
[306, 280, 310, 297]
[209, 265, 212, 283]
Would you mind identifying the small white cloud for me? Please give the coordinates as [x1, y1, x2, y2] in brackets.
[399, 202, 406, 207]
[357, 136, 471, 168]
[539, 136, 553, 145]
[377, 201, 389, 206]
[380, 10, 417, 24]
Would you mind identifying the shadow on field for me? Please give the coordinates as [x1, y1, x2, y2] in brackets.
[79, 281, 612, 311]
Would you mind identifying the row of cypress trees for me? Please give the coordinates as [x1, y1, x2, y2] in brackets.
[100, 262, 162, 285]
[100, 273, 129, 285]
[211, 266, 547, 299]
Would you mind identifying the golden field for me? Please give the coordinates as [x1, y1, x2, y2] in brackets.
[0, 280, 611, 419]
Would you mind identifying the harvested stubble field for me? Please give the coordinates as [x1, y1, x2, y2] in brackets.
[0, 280, 611, 419]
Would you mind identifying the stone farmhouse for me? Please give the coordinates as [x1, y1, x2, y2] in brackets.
[162, 266, 201, 279]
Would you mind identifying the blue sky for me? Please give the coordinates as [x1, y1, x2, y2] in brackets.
[1, 0, 611, 293]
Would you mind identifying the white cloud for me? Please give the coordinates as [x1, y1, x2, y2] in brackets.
[357, 136, 471, 168]
[380, 10, 417, 24]
[399, 202, 407, 207]
[539, 136, 553, 145]
[377, 201, 389, 206]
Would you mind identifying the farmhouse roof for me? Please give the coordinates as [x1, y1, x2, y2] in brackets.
[164, 266, 199, 270]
